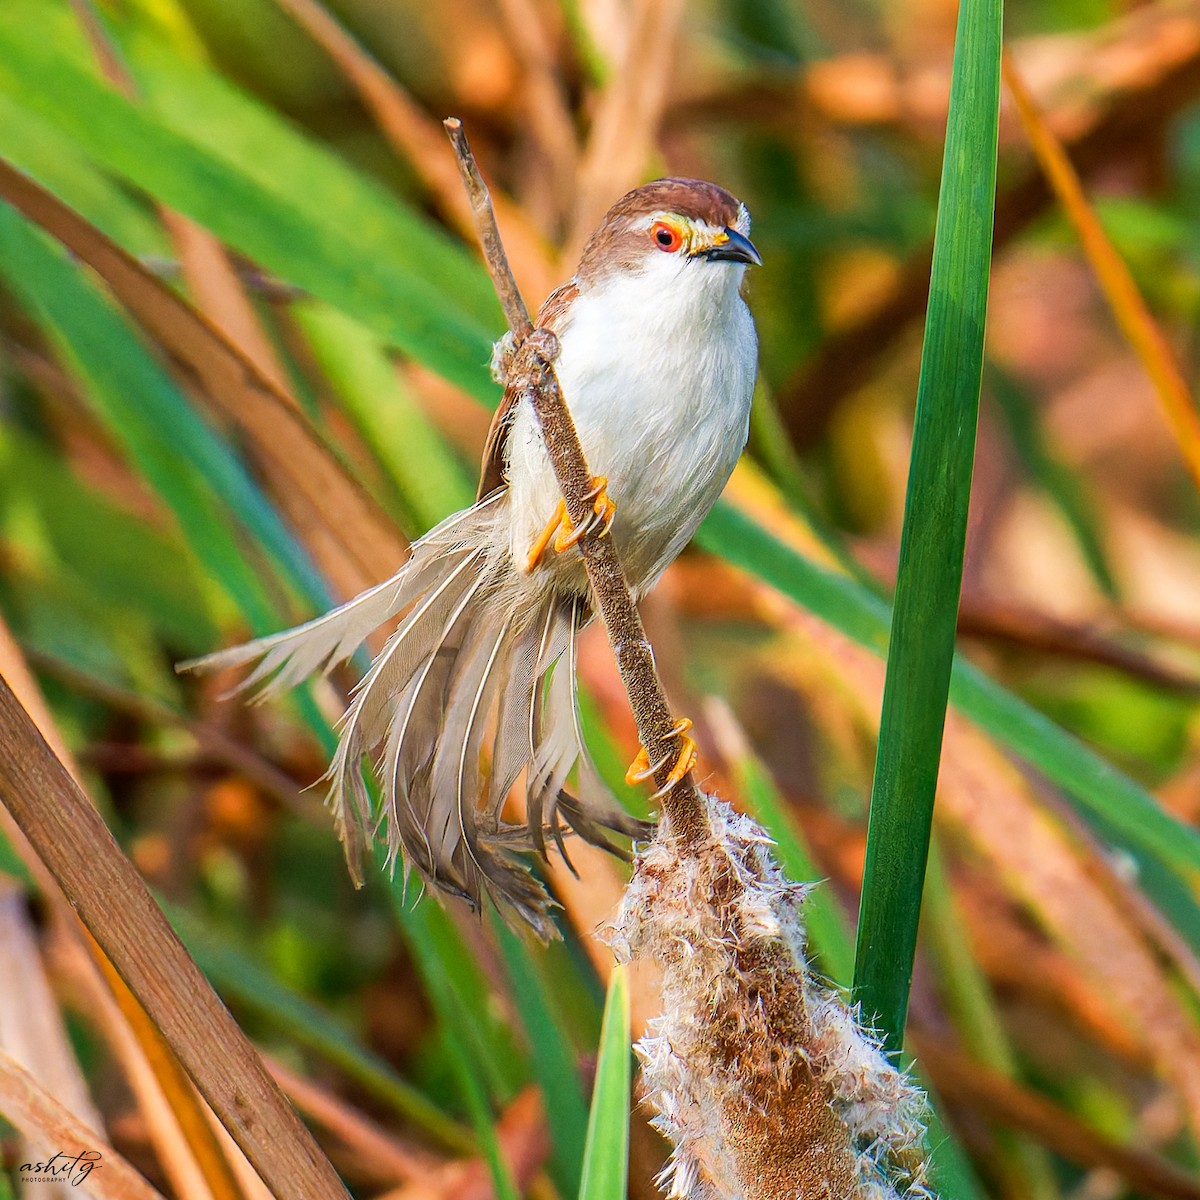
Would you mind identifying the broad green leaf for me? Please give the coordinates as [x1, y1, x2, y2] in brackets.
[696, 503, 1200, 884]
[578, 963, 630, 1200]
[495, 918, 590, 1197]
[852, 0, 1002, 1047]
[0, 6, 502, 404]
[0, 204, 330, 615]
[0, 423, 216, 653]
[0, 93, 166, 257]
[0, 206, 283, 630]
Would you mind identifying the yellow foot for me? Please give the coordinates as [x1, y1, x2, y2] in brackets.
[624, 718, 698, 799]
[523, 477, 617, 572]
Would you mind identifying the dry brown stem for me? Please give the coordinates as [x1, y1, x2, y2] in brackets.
[0, 618, 254, 1200]
[443, 119, 534, 338]
[565, 0, 687, 261]
[273, 0, 557, 300]
[0, 674, 349, 1200]
[0, 1047, 166, 1200]
[914, 1040, 1200, 1200]
[0, 157, 408, 599]
[443, 118, 709, 845]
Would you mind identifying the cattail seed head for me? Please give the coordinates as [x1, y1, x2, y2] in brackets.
[607, 795, 932, 1199]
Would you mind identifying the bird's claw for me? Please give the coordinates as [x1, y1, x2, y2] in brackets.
[524, 477, 617, 571]
[625, 718, 698, 799]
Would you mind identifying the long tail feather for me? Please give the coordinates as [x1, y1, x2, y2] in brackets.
[182, 492, 644, 936]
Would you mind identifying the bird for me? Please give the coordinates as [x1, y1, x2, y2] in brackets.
[183, 177, 760, 936]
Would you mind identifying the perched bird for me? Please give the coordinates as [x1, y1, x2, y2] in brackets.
[184, 177, 760, 935]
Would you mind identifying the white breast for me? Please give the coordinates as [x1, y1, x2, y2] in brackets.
[505, 254, 757, 595]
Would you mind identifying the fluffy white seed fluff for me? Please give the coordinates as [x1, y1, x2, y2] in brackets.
[607, 795, 932, 1200]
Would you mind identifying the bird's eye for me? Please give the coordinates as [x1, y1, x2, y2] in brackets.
[651, 221, 683, 252]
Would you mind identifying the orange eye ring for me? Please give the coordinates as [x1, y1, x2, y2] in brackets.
[651, 221, 684, 253]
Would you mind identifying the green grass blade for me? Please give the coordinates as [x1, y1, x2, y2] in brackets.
[578, 963, 630, 1200]
[987, 365, 1119, 599]
[0, 423, 217, 655]
[923, 1083, 987, 1200]
[393, 894, 526, 1104]
[921, 842, 1060, 1198]
[695, 503, 1200, 881]
[167, 906, 470, 1150]
[394, 891, 521, 1200]
[852, 0, 1003, 1049]
[0, 7, 500, 403]
[0, 206, 284, 630]
[494, 919, 590, 1197]
[293, 301, 475, 533]
[0, 92, 167, 255]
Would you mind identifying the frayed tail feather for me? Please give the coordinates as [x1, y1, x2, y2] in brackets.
[179, 494, 646, 936]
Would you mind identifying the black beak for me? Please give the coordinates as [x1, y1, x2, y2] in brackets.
[701, 227, 762, 266]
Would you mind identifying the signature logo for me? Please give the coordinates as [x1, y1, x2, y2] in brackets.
[18, 1151, 103, 1186]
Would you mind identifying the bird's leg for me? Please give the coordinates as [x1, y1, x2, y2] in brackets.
[524, 476, 617, 572]
[524, 499, 567, 573]
[625, 718, 698, 799]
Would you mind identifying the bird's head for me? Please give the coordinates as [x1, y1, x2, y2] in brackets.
[574, 178, 761, 302]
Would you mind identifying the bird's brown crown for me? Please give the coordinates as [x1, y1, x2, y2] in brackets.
[575, 178, 745, 281]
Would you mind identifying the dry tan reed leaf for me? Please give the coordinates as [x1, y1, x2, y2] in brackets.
[48, 927, 227, 1200]
[163, 213, 292, 393]
[0, 158, 408, 601]
[371, 1086, 548, 1200]
[0, 674, 348, 1199]
[271, 0, 558, 300]
[566, 0, 688, 259]
[0, 883, 105, 1199]
[913, 1039, 1200, 1200]
[0, 616, 278, 1200]
[939, 732, 1200, 1132]
[762, 597, 1200, 1138]
[950, 877, 1145, 1063]
[0, 1047, 165, 1200]
[267, 1056, 439, 1186]
[202, 1108, 278, 1200]
[95, 948, 252, 1200]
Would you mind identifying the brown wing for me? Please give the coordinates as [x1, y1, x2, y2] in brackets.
[476, 280, 580, 501]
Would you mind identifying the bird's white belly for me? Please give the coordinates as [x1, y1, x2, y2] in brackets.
[504, 281, 756, 595]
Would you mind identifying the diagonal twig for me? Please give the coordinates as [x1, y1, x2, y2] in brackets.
[443, 117, 709, 847]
